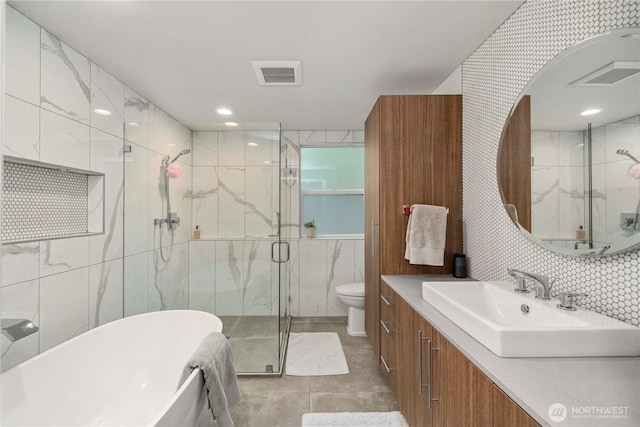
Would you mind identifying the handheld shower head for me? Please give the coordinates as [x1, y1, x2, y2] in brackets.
[169, 148, 191, 164]
[616, 149, 640, 164]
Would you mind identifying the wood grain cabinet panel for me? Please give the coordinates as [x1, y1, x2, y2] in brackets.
[441, 337, 494, 427]
[364, 95, 462, 361]
[493, 385, 541, 427]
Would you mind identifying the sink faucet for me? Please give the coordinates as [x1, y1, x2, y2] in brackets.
[507, 269, 552, 300]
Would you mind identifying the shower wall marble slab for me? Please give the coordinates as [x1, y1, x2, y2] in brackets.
[188, 240, 279, 317]
[187, 238, 364, 318]
[1, 6, 193, 372]
[192, 130, 279, 240]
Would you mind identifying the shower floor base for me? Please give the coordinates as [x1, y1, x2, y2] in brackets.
[220, 315, 290, 375]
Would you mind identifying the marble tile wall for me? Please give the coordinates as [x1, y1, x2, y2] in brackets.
[1, 6, 193, 371]
[121, 84, 192, 317]
[192, 130, 280, 239]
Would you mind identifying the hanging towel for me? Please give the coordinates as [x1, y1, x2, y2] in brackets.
[179, 332, 241, 427]
[404, 204, 448, 266]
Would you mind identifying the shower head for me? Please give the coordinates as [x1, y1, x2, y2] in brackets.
[616, 149, 640, 164]
[169, 148, 191, 164]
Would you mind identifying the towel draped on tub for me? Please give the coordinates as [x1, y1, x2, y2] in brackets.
[179, 332, 240, 427]
[404, 204, 448, 266]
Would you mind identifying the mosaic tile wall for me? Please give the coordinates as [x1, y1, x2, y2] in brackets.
[2, 161, 89, 242]
[462, 0, 639, 326]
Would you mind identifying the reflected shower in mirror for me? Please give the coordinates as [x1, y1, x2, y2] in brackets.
[498, 27, 640, 256]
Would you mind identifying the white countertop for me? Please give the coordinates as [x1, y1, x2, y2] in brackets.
[382, 275, 640, 427]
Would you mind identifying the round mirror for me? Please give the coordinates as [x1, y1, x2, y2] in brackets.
[498, 28, 640, 256]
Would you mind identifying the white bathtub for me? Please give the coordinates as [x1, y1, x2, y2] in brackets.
[1, 310, 223, 427]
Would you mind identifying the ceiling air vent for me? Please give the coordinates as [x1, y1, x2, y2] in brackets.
[252, 60, 302, 86]
[571, 61, 640, 86]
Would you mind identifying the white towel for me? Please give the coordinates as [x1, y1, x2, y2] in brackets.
[404, 204, 448, 266]
[179, 332, 240, 427]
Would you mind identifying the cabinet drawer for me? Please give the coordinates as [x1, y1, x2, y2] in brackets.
[380, 281, 399, 321]
[380, 301, 398, 340]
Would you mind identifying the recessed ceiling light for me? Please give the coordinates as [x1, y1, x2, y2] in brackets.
[217, 108, 233, 115]
[225, 122, 238, 127]
[264, 160, 271, 164]
[127, 122, 139, 127]
[247, 142, 259, 147]
[580, 109, 601, 116]
[94, 109, 112, 116]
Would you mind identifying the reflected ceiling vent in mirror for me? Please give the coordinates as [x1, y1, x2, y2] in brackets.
[570, 61, 640, 86]
[252, 60, 302, 86]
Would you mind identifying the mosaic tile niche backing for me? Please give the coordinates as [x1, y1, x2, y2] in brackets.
[2, 161, 89, 242]
[462, 0, 639, 326]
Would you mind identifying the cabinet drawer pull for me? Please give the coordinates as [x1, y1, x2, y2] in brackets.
[380, 320, 393, 335]
[418, 330, 429, 395]
[380, 355, 392, 373]
[380, 294, 392, 306]
[427, 338, 439, 409]
[418, 331, 439, 407]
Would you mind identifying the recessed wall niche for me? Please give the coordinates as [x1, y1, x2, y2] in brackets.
[2, 156, 104, 243]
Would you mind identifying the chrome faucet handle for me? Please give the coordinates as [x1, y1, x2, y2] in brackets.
[513, 278, 530, 293]
[507, 268, 531, 293]
[556, 292, 588, 311]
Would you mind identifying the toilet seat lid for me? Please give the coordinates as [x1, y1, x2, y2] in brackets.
[336, 282, 365, 297]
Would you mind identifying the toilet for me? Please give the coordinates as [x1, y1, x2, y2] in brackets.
[335, 282, 366, 337]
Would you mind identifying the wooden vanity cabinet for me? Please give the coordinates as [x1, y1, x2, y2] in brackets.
[364, 95, 463, 363]
[440, 337, 493, 426]
[493, 386, 540, 427]
[385, 285, 541, 427]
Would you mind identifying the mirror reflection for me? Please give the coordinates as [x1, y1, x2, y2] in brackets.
[498, 28, 640, 256]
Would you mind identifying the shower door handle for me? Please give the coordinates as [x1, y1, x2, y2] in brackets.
[271, 242, 290, 263]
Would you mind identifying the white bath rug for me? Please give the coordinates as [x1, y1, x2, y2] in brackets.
[301, 411, 408, 427]
[286, 332, 349, 376]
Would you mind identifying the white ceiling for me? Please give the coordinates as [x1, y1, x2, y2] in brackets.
[528, 28, 640, 132]
[9, 0, 523, 131]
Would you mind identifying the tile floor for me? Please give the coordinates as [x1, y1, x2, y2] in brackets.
[229, 317, 399, 427]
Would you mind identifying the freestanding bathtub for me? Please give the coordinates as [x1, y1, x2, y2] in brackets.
[1, 310, 224, 427]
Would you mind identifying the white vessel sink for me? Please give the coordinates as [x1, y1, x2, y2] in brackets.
[421, 281, 640, 357]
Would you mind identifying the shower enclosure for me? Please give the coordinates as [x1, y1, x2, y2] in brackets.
[123, 122, 291, 375]
[531, 116, 640, 252]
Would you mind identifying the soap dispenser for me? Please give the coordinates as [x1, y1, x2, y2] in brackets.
[193, 225, 201, 240]
[576, 225, 586, 240]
